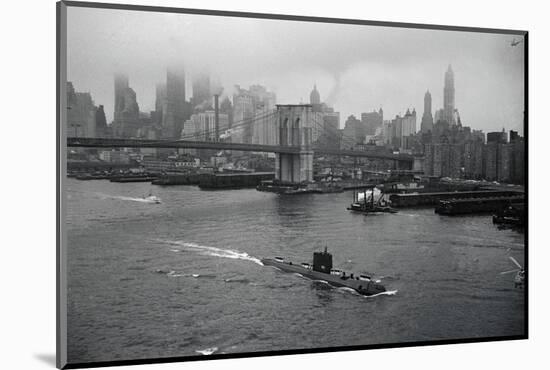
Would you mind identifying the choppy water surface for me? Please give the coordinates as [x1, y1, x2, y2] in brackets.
[66, 179, 525, 363]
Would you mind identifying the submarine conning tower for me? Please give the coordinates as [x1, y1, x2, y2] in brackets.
[313, 247, 333, 273]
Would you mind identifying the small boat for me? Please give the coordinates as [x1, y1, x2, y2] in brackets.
[143, 192, 162, 204]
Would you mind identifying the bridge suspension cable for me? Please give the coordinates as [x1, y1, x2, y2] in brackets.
[309, 114, 359, 149]
[178, 109, 278, 141]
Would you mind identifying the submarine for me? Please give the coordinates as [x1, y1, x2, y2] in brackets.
[261, 248, 386, 296]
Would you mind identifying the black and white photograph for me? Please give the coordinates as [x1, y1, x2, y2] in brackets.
[56, 1, 529, 368]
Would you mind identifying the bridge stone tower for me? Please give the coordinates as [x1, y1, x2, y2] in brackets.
[274, 104, 314, 184]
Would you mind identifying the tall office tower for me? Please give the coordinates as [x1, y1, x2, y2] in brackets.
[233, 85, 276, 145]
[95, 105, 108, 137]
[232, 87, 255, 144]
[400, 108, 417, 150]
[463, 140, 484, 179]
[152, 83, 166, 125]
[319, 112, 341, 150]
[220, 96, 234, 129]
[310, 84, 321, 106]
[114, 73, 129, 122]
[401, 108, 417, 137]
[310, 84, 320, 105]
[67, 81, 98, 138]
[185, 111, 229, 141]
[487, 130, 508, 144]
[191, 73, 211, 110]
[342, 115, 364, 148]
[112, 73, 140, 137]
[162, 67, 187, 138]
[361, 108, 383, 136]
[421, 90, 434, 133]
[443, 65, 456, 125]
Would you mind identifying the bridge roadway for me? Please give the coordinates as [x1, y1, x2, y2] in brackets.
[66, 137, 414, 163]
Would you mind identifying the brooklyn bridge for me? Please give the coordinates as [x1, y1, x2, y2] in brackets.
[67, 104, 415, 183]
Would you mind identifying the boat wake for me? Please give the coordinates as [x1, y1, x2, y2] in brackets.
[96, 193, 159, 204]
[195, 347, 218, 355]
[164, 240, 264, 266]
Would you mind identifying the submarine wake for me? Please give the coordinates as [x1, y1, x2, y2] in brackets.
[155, 269, 201, 278]
[333, 286, 398, 299]
[164, 240, 264, 266]
[366, 290, 398, 298]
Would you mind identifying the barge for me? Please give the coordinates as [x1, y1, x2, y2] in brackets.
[434, 195, 524, 215]
[199, 172, 274, 189]
[152, 173, 201, 186]
[390, 190, 523, 208]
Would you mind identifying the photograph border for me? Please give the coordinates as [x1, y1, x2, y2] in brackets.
[56, 1, 529, 368]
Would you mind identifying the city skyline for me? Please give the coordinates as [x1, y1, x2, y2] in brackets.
[67, 7, 525, 134]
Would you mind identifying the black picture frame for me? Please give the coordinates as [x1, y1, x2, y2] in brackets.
[57, 1, 528, 369]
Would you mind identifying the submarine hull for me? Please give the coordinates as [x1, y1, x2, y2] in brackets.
[261, 258, 386, 296]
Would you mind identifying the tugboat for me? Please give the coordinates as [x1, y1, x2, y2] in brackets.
[347, 187, 397, 214]
[492, 203, 525, 228]
[261, 248, 386, 296]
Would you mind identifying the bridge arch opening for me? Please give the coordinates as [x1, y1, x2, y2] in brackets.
[280, 117, 289, 146]
[292, 118, 300, 146]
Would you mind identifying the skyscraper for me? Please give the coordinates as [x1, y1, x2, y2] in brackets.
[191, 73, 211, 110]
[95, 105, 108, 137]
[114, 73, 129, 122]
[153, 83, 166, 125]
[162, 67, 187, 138]
[443, 65, 455, 125]
[361, 109, 383, 135]
[421, 90, 434, 133]
[233, 85, 276, 145]
[112, 73, 140, 137]
[310, 84, 321, 105]
[67, 81, 98, 138]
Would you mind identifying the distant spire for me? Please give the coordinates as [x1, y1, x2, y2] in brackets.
[309, 83, 320, 105]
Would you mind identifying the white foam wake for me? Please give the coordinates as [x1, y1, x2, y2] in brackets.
[96, 193, 158, 204]
[336, 287, 398, 298]
[337, 287, 361, 295]
[195, 347, 218, 355]
[166, 241, 264, 266]
[313, 279, 330, 285]
[366, 290, 398, 298]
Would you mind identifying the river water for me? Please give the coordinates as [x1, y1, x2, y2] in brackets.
[66, 178, 525, 364]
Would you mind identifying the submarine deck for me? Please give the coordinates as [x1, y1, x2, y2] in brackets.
[261, 258, 386, 296]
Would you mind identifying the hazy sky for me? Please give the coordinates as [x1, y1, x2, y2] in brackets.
[67, 6, 525, 133]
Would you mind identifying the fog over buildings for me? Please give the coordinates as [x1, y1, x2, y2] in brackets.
[67, 6, 525, 133]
